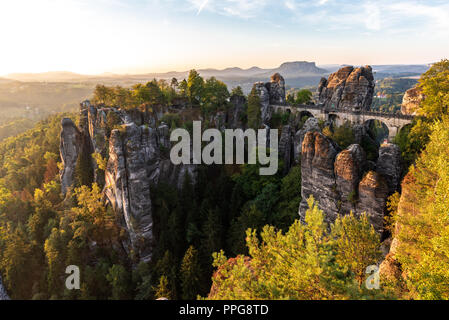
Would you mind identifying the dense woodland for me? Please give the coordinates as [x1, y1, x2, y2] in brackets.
[0, 60, 448, 300]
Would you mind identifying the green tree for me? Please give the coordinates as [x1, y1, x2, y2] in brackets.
[419, 59, 449, 118]
[201, 77, 229, 115]
[208, 197, 390, 300]
[296, 89, 313, 104]
[394, 116, 449, 299]
[247, 86, 261, 129]
[180, 246, 201, 299]
[187, 70, 204, 107]
[106, 264, 132, 300]
[154, 275, 172, 300]
[331, 212, 382, 286]
[231, 86, 244, 97]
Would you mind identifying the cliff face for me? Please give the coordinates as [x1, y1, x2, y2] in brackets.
[60, 101, 198, 261]
[299, 132, 341, 222]
[401, 86, 424, 115]
[60, 118, 82, 195]
[0, 276, 9, 300]
[300, 132, 400, 233]
[317, 66, 375, 111]
[254, 73, 287, 124]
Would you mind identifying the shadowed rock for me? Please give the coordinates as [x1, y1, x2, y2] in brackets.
[60, 118, 81, 195]
[0, 276, 10, 300]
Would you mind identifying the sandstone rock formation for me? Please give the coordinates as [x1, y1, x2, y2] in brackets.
[300, 131, 400, 232]
[317, 66, 375, 111]
[357, 171, 389, 233]
[105, 124, 155, 262]
[228, 94, 247, 129]
[334, 144, 366, 214]
[60, 101, 198, 262]
[253, 73, 287, 124]
[253, 82, 272, 125]
[376, 143, 402, 194]
[401, 86, 424, 115]
[60, 118, 81, 195]
[294, 117, 320, 163]
[268, 73, 286, 105]
[0, 276, 9, 300]
[279, 125, 294, 174]
[299, 132, 341, 222]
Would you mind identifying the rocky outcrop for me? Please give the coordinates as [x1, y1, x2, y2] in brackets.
[334, 144, 366, 214]
[268, 73, 286, 105]
[357, 171, 389, 233]
[227, 95, 247, 129]
[300, 131, 400, 232]
[253, 73, 287, 125]
[317, 66, 375, 111]
[253, 82, 272, 125]
[279, 125, 294, 174]
[299, 132, 341, 222]
[294, 117, 320, 163]
[60, 101, 199, 262]
[0, 276, 10, 300]
[376, 143, 401, 194]
[401, 86, 424, 115]
[103, 122, 197, 261]
[60, 118, 81, 195]
[105, 124, 155, 262]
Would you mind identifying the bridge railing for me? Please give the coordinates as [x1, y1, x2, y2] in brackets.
[287, 104, 416, 120]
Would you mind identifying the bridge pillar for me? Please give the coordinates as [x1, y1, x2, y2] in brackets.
[388, 126, 399, 141]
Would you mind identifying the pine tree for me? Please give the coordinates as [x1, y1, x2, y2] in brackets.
[154, 275, 172, 300]
[247, 86, 261, 129]
[180, 245, 201, 300]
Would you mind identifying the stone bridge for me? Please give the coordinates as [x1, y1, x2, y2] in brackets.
[273, 104, 415, 140]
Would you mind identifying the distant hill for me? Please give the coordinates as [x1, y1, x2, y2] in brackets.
[3, 61, 330, 94]
[2, 61, 430, 99]
[5, 71, 96, 82]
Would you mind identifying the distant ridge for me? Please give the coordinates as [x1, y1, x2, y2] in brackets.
[3, 62, 429, 93]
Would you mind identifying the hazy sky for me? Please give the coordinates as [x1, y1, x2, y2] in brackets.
[0, 0, 448, 75]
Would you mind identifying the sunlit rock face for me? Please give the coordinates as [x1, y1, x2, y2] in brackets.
[294, 117, 321, 164]
[317, 65, 375, 111]
[299, 131, 400, 233]
[334, 144, 366, 215]
[357, 171, 389, 233]
[0, 276, 10, 300]
[401, 86, 424, 115]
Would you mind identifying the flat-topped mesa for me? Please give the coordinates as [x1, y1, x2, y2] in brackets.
[317, 65, 375, 112]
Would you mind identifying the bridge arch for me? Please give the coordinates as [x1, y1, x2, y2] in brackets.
[298, 110, 314, 119]
[363, 119, 390, 143]
[271, 105, 415, 140]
